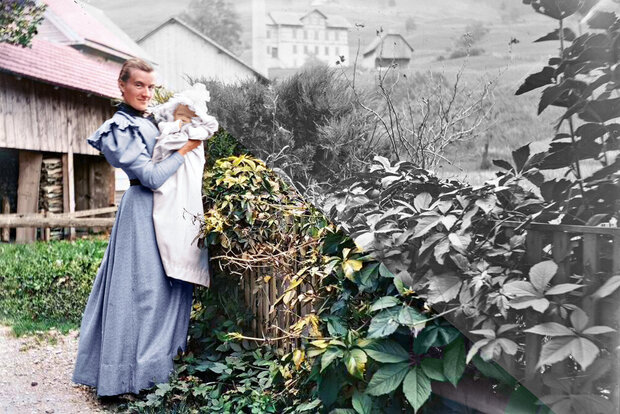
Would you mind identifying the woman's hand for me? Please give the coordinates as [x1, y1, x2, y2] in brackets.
[177, 139, 202, 156]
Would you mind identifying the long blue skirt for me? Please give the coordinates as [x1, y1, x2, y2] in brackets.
[72, 185, 194, 396]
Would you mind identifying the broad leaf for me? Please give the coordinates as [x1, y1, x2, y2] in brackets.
[420, 358, 446, 381]
[537, 337, 574, 368]
[534, 28, 576, 42]
[592, 275, 620, 299]
[570, 337, 600, 370]
[352, 390, 372, 414]
[402, 367, 432, 413]
[529, 260, 557, 292]
[413, 321, 460, 354]
[363, 339, 410, 363]
[443, 337, 466, 387]
[466, 338, 491, 364]
[345, 349, 367, 380]
[570, 308, 589, 332]
[581, 326, 616, 335]
[321, 347, 344, 372]
[365, 362, 410, 396]
[524, 322, 574, 337]
[472, 355, 517, 386]
[367, 308, 400, 339]
[369, 296, 400, 312]
[516, 66, 555, 95]
[427, 273, 462, 304]
[398, 306, 427, 328]
[545, 283, 582, 295]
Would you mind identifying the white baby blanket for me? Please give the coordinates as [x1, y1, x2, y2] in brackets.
[151, 83, 219, 287]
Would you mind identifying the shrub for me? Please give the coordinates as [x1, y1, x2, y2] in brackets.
[0, 239, 106, 330]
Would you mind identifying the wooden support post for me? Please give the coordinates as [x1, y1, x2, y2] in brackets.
[62, 152, 75, 240]
[1, 197, 9, 242]
[16, 151, 42, 243]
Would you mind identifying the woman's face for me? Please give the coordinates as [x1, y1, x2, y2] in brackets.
[118, 68, 156, 112]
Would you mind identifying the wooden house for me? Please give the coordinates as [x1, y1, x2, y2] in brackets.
[0, 0, 152, 242]
[362, 32, 414, 69]
[137, 17, 268, 92]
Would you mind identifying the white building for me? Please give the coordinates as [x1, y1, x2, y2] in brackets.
[362, 32, 414, 69]
[266, 9, 352, 69]
[137, 17, 268, 91]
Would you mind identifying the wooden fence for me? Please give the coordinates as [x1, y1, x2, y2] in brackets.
[0, 206, 116, 242]
[237, 221, 620, 412]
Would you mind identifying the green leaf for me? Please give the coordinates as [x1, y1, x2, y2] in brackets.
[398, 306, 427, 328]
[402, 366, 432, 413]
[545, 283, 582, 295]
[367, 308, 400, 339]
[570, 308, 589, 332]
[379, 262, 395, 278]
[352, 390, 372, 414]
[413, 321, 460, 354]
[365, 362, 410, 396]
[443, 337, 466, 387]
[363, 339, 410, 363]
[326, 316, 348, 337]
[344, 349, 367, 380]
[297, 399, 322, 412]
[420, 358, 446, 382]
[321, 347, 344, 372]
[370, 296, 401, 312]
[329, 410, 356, 414]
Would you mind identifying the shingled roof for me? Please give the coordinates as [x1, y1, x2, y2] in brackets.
[363, 32, 414, 59]
[0, 0, 156, 99]
[0, 38, 121, 99]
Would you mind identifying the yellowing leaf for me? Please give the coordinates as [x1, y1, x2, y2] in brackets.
[343, 259, 363, 280]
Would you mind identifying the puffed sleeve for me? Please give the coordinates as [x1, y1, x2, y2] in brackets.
[87, 115, 184, 190]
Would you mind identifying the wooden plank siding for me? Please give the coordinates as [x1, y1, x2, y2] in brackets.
[0, 72, 113, 155]
[138, 20, 263, 91]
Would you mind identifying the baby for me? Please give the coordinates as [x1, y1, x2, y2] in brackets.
[150, 83, 219, 287]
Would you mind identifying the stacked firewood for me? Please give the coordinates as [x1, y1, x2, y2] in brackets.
[39, 157, 64, 240]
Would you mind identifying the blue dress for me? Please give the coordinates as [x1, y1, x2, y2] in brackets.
[72, 103, 195, 397]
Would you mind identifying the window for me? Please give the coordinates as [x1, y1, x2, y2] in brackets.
[325, 31, 329, 41]
[325, 46, 329, 55]
[335, 31, 340, 41]
[266, 30, 271, 39]
[267, 46, 270, 54]
[304, 45, 308, 54]
[304, 30, 308, 40]
[315, 45, 319, 54]
[293, 29, 297, 39]
[272, 47, 278, 58]
[314, 30, 319, 40]
[293, 44, 298, 54]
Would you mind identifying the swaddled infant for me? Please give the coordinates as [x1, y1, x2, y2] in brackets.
[149, 83, 218, 287]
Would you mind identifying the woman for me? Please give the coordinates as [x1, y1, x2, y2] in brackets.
[71, 58, 202, 397]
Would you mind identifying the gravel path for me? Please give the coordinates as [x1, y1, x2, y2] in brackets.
[0, 325, 127, 414]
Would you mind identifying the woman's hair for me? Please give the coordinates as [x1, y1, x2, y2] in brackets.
[118, 58, 154, 82]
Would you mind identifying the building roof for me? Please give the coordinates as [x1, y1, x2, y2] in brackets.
[137, 17, 269, 82]
[43, 0, 153, 63]
[267, 9, 352, 28]
[0, 38, 121, 99]
[363, 32, 414, 59]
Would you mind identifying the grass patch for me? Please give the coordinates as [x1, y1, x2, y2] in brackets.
[0, 238, 107, 336]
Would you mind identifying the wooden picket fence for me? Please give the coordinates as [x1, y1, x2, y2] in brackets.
[237, 221, 620, 412]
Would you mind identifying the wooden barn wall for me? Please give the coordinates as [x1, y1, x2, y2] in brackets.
[139, 22, 260, 91]
[0, 148, 19, 212]
[0, 72, 114, 155]
[74, 154, 115, 211]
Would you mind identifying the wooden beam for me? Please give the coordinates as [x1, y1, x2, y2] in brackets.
[16, 150, 42, 243]
[0, 215, 114, 228]
[1, 196, 9, 242]
[62, 152, 76, 240]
